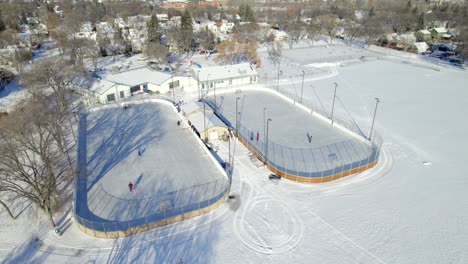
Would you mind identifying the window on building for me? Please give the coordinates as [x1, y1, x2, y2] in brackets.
[107, 93, 116, 102]
[120, 91, 125, 98]
[169, 80, 180, 89]
[130, 86, 140, 93]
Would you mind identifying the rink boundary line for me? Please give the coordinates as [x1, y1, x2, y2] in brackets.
[74, 99, 231, 238]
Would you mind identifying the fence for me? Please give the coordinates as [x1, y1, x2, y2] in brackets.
[74, 177, 229, 238]
[205, 86, 383, 183]
[74, 101, 231, 238]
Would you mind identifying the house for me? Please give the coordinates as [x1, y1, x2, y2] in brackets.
[409, 42, 429, 54]
[156, 14, 169, 22]
[161, 0, 189, 10]
[431, 28, 447, 40]
[396, 33, 417, 48]
[415, 29, 431, 42]
[181, 101, 228, 141]
[190, 63, 258, 93]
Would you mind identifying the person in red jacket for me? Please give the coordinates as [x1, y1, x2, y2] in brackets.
[128, 182, 134, 192]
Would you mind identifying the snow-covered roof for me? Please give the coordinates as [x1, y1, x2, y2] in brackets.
[188, 110, 226, 133]
[442, 34, 452, 38]
[418, 29, 431, 35]
[433, 27, 447, 33]
[102, 67, 172, 87]
[181, 101, 211, 116]
[412, 42, 429, 53]
[193, 63, 257, 82]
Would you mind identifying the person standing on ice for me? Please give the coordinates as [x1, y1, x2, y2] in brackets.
[256, 131, 259, 141]
[250, 131, 254, 141]
[128, 182, 134, 192]
[307, 132, 312, 143]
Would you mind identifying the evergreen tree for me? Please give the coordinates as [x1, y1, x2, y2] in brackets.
[0, 15, 5, 32]
[147, 15, 161, 43]
[180, 10, 194, 52]
[369, 6, 375, 17]
[207, 10, 213, 21]
[404, 1, 412, 13]
[417, 12, 425, 30]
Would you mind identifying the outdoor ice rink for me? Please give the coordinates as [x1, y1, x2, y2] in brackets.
[206, 89, 375, 175]
[76, 102, 227, 224]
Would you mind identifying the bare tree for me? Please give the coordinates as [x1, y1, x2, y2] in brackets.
[216, 38, 258, 64]
[267, 40, 282, 65]
[0, 100, 71, 229]
[343, 21, 363, 46]
[286, 21, 304, 49]
[144, 41, 169, 63]
[317, 14, 340, 45]
[20, 58, 84, 159]
[197, 27, 216, 51]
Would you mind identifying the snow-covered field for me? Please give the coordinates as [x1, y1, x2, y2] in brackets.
[1, 44, 468, 264]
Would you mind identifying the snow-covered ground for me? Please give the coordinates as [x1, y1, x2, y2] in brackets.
[1, 43, 468, 264]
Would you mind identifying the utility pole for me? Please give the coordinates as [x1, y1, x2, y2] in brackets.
[331, 82, 338, 125]
[265, 118, 272, 165]
[276, 62, 280, 91]
[301, 70, 305, 103]
[369, 98, 381, 141]
[197, 70, 201, 101]
[236, 97, 240, 132]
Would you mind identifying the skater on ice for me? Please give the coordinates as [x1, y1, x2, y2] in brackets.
[250, 131, 254, 141]
[138, 150, 141, 156]
[256, 131, 259, 141]
[54, 225, 62, 236]
[128, 182, 134, 192]
[307, 132, 312, 143]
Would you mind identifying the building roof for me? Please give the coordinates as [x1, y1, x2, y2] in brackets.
[412, 42, 429, 53]
[102, 66, 172, 87]
[432, 27, 447, 33]
[188, 110, 226, 133]
[418, 29, 431, 35]
[181, 101, 212, 116]
[77, 78, 117, 95]
[192, 63, 257, 82]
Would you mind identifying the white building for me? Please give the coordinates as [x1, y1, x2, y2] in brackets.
[81, 66, 195, 105]
[181, 101, 228, 141]
[190, 63, 258, 93]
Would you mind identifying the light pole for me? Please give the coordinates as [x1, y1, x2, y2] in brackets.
[331, 82, 338, 126]
[197, 70, 201, 101]
[214, 81, 217, 111]
[235, 97, 240, 132]
[203, 97, 207, 142]
[369, 98, 380, 141]
[263, 107, 266, 153]
[276, 62, 280, 91]
[301, 70, 305, 103]
[171, 74, 175, 103]
[265, 118, 272, 165]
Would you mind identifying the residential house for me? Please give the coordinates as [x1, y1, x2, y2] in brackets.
[415, 29, 431, 42]
[408, 42, 429, 54]
[431, 28, 448, 40]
